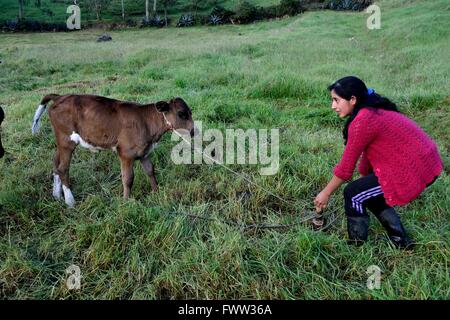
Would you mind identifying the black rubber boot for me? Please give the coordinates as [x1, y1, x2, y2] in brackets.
[347, 215, 369, 245]
[375, 208, 414, 250]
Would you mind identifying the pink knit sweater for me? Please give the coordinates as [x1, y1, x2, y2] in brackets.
[334, 108, 443, 206]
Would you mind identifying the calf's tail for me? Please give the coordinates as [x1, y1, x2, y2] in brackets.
[32, 94, 59, 135]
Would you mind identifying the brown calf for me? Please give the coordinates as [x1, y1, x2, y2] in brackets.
[32, 94, 196, 207]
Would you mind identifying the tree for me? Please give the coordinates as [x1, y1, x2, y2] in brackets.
[207, 0, 220, 7]
[160, 0, 177, 26]
[85, 0, 112, 21]
[121, 0, 125, 19]
[17, 0, 42, 21]
[145, 0, 149, 20]
[190, 0, 202, 16]
[153, 0, 157, 12]
[18, 0, 25, 20]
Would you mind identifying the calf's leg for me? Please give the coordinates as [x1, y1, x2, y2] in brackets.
[120, 157, 134, 198]
[140, 157, 158, 192]
[52, 150, 62, 199]
[55, 144, 76, 207]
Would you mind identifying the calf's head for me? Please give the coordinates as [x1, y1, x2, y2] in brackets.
[156, 97, 197, 137]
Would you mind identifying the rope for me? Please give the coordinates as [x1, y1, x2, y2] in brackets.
[160, 118, 341, 232]
[170, 125, 294, 206]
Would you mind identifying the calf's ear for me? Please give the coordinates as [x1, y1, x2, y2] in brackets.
[156, 101, 170, 112]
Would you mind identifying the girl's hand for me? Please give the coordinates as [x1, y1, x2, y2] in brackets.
[314, 175, 344, 212]
[314, 191, 330, 213]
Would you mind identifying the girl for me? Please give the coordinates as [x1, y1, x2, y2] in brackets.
[314, 76, 443, 249]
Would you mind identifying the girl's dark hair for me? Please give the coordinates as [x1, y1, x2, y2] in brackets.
[328, 76, 398, 144]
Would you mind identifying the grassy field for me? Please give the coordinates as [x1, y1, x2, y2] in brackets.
[0, 0, 449, 299]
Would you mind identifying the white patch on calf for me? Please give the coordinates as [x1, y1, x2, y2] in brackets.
[53, 174, 62, 199]
[31, 104, 46, 135]
[63, 185, 75, 208]
[150, 143, 158, 151]
[144, 143, 158, 158]
[70, 132, 105, 153]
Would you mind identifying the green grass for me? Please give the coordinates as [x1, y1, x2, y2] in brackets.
[0, 0, 449, 299]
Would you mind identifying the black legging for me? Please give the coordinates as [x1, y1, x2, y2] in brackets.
[343, 174, 390, 217]
[343, 174, 438, 217]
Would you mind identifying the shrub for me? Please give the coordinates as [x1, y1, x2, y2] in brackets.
[197, 15, 210, 25]
[208, 14, 222, 25]
[154, 15, 169, 27]
[325, 0, 372, 11]
[177, 14, 195, 27]
[1, 19, 68, 32]
[232, 1, 261, 24]
[259, 1, 305, 20]
[210, 6, 235, 24]
[126, 19, 137, 27]
[141, 16, 152, 27]
[141, 15, 169, 28]
[256, 1, 306, 21]
[41, 8, 54, 17]
[260, 5, 279, 19]
[278, 0, 305, 16]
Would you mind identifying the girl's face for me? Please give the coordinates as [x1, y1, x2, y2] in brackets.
[330, 89, 357, 118]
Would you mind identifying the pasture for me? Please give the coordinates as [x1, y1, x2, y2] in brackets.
[0, 0, 449, 299]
